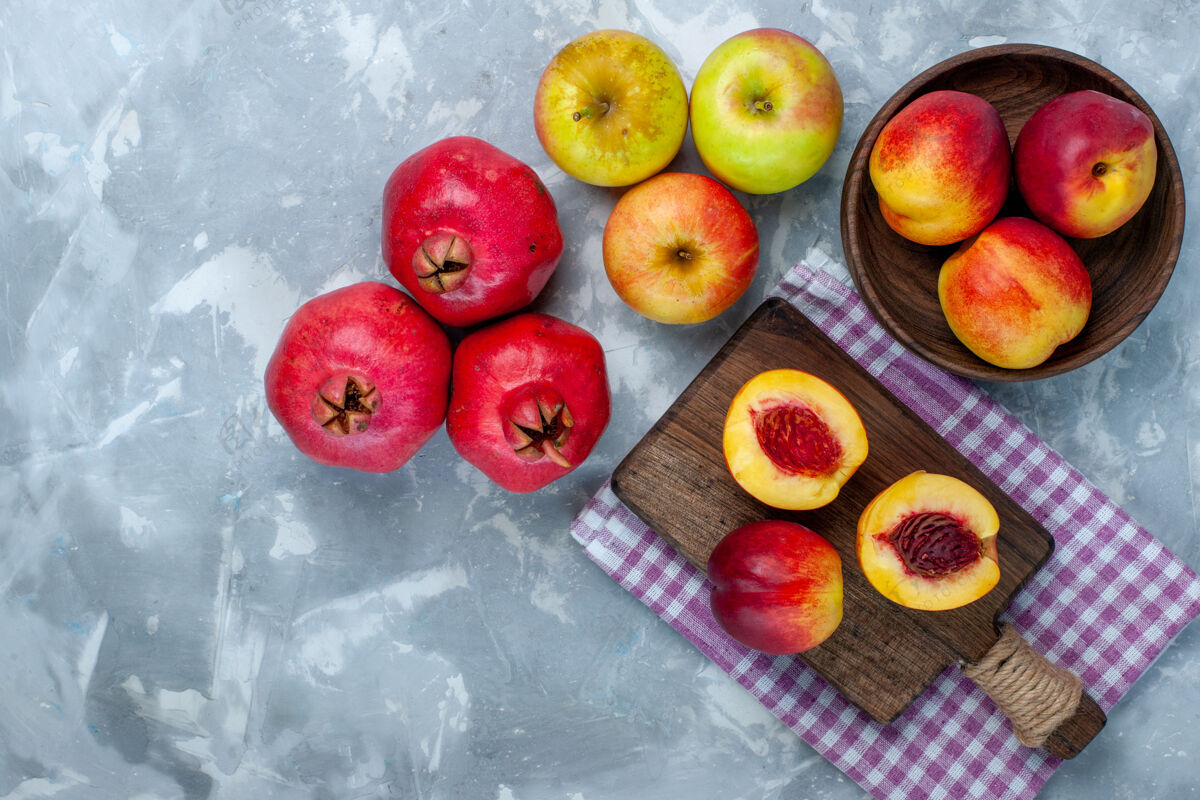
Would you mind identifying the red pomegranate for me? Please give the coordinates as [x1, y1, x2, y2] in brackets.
[447, 313, 610, 492]
[382, 136, 564, 327]
[264, 282, 451, 472]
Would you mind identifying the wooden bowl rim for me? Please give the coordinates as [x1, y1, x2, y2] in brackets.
[840, 43, 1186, 382]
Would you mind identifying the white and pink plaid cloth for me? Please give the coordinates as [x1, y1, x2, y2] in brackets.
[570, 263, 1200, 800]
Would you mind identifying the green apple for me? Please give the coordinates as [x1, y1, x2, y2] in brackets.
[533, 29, 688, 187]
[690, 28, 843, 194]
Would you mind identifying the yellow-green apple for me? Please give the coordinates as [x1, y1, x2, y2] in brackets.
[1014, 90, 1157, 239]
[938, 216, 1092, 370]
[689, 28, 843, 194]
[533, 29, 688, 187]
[869, 90, 1011, 246]
[602, 172, 758, 324]
[708, 520, 843, 654]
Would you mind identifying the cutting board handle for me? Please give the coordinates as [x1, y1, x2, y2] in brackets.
[962, 624, 1106, 759]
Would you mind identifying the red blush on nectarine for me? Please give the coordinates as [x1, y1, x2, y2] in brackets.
[938, 216, 1092, 370]
[707, 520, 844, 655]
[868, 89, 1010, 246]
[722, 369, 868, 510]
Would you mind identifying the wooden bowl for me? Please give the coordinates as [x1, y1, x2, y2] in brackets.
[840, 44, 1185, 381]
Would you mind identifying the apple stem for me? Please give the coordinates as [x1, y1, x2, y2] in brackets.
[754, 99, 774, 113]
[1092, 162, 1108, 177]
[571, 101, 610, 122]
[677, 249, 693, 260]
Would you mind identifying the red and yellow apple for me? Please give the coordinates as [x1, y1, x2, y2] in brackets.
[938, 216, 1092, 370]
[857, 471, 1000, 611]
[723, 369, 868, 510]
[602, 172, 758, 324]
[689, 28, 843, 194]
[869, 90, 1011, 246]
[533, 29, 688, 187]
[1014, 89, 1157, 239]
[708, 520, 843, 654]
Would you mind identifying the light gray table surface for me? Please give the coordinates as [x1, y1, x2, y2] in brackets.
[3, 1, 1198, 798]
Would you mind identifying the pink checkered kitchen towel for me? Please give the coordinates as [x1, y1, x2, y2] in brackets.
[570, 263, 1200, 800]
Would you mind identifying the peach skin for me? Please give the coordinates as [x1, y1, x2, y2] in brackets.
[1014, 89, 1157, 239]
[869, 90, 1011, 246]
[708, 520, 844, 655]
[938, 216, 1092, 370]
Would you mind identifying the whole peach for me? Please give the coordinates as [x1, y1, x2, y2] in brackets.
[869, 90, 1011, 246]
[1014, 89, 1157, 239]
[938, 217, 1092, 370]
[708, 520, 843, 654]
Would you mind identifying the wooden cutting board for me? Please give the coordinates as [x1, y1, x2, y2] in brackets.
[611, 298, 1104, 757]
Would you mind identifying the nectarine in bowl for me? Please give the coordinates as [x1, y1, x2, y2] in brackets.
[841, 43, 1184, 381]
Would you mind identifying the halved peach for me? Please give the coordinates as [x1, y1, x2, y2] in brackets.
[856, 471, 1000, 611]
[723, 369, 868, 510]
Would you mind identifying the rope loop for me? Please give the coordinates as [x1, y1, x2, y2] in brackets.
[962, 624, 1082, 748]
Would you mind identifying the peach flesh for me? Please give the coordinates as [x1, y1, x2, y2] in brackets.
[723, 369, 868, 511]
